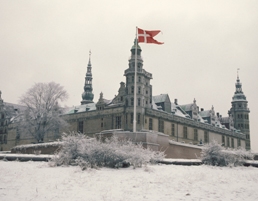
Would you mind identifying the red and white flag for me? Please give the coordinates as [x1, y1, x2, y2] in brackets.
[137, 28, 163, 45]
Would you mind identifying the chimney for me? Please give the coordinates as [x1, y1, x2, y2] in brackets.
[174, 99, 178, 105]
[217, 112, 220, 117]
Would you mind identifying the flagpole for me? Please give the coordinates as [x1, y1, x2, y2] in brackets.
[133, 27, 137, 133]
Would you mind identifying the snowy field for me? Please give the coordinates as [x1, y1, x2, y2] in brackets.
[0, 161, 258, 201]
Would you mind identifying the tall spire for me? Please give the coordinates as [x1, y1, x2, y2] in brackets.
[81, 51, 94, 105]
[229, 71, 250, 150]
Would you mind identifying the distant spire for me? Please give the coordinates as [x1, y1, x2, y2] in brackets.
[81, 51, 94, 105]
[237, 68, 240, 81]
[89, 50, 91, 64]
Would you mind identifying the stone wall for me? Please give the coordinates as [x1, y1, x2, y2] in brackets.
[11, 142, 62, 154]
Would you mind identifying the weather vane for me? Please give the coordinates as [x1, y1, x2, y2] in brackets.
[237, 68, 240, 78]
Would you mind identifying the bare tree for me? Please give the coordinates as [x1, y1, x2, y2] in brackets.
[18, 82, 69, 142]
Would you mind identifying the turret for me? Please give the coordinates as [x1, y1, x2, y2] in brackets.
[81, 51, 94, 105]
[229, 72, 250, 149]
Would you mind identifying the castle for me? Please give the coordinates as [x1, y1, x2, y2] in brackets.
[0, 41, 250, 151]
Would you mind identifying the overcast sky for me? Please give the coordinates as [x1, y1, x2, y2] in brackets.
[0, 1, 257, 151]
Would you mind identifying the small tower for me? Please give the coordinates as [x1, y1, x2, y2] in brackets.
[229, 71, 250, 149]
[81, 51, 94, 105]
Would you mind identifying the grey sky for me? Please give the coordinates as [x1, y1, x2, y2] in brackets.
[0, 1, 257, 151]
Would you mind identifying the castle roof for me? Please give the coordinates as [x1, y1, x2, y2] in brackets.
[153, 94, 169, 103]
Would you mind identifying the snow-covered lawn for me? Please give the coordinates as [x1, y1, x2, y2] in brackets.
[0, 161, 258, 201]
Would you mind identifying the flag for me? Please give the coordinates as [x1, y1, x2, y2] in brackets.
[137, 28, 163, 44]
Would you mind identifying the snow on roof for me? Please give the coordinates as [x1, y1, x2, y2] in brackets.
[197, 114, 206, 123]
[104, 99, 112, 105]
[153, 94, 169, 103]
[199, 110, 211, 118]
[179, 103, 193, 112]
[171, 103, 190, 118]
[65, 103, 96, 114]
[4, 102, 27, 113]
[151, 98, 160, 110]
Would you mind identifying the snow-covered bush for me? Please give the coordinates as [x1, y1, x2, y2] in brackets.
[50, 133, 165, 169]
[201, 140, 253, 167]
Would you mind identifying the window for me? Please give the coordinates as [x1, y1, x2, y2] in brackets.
[138, 98, 141, 106]
[131, 98, 134, 106]
[101, 118, 104, 128]
[130, 113, 133, 124]
[132, 76, 134, 82]
[146, 90, 148, 94]
[0, 135, 2, 144]
[149, 118, 153, 130]
[222, 136, 225, 146]
[227, 137, 230, 147]
[231, 138, 234, 148]
[125, 114, 128, 124]
[131, 86, 134, 94]
[158, 120, 164, 133]
[204, 131, 209, 143]
[78, 121, 84, 133]
[183, 126, 187, 139]
[238, 139, 241, 147]
[138, 87, 141, 94]
[138, 76, 141, 82]
[137, 114, 140, 124]
[3, 135, 6, 144]
[194, 129, 198, 141]
[115, 116, 121, 129]
[171, 124, 175, 136]
[78, 121, 84, 132]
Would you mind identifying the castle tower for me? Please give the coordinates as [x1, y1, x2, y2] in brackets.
[229, 73, 250, 150]
[124, 40, 153, 109]
[81, 51, 94, 105]
[0, 91, 3, 109]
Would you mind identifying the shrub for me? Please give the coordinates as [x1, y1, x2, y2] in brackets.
[201, 140, 253, 167]
[49, 133, 165, 169]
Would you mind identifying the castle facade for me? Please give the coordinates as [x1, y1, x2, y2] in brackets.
[0, 41, 250, 151]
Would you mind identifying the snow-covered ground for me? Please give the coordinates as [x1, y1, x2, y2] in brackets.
[0, 161, 258, 201]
